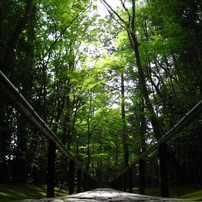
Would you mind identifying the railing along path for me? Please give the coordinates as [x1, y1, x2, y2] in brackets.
[0, 70, 97, 197]
[1, 70, 202, 199]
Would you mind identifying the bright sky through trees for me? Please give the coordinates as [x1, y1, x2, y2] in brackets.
[96, 0, 121, 17]
[96, 0, 145, 17]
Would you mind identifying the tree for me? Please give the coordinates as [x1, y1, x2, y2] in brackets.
[0, 0, 201, 186]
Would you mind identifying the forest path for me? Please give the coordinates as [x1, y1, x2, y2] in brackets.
[17, 188, 195, 201]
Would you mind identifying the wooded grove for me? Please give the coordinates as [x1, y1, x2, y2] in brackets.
[0, 0, 201, 187]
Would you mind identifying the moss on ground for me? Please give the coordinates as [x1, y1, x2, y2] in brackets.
[133, 184, 202, 201]
[0, 184, 67, 202]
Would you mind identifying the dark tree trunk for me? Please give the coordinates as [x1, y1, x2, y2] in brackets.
[0, 131, 7, 183]
[15, 115, 28, 183]
[47, 141, 56, 198]
[121, 72, 129, 168]
[129, 32, 162, 141]
[0, 105, 9, 183]
[69, 160, 75, 195]
[139, 159, 145, 195]
[159, 143, 169, 197]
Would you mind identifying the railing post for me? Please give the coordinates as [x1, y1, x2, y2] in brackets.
[47, 140, 56, 198]
[113, 178, 119, 190]
[139, 159, 145, 194]
[90, 177, 95, 190]
[116, 177, 119, 190]
[120, 175, 123, 191]
[94, 179, 98, 189]
[115, 179, 117, 190]
[129, 167, 133, 193]
[159, 143, 169, 197]
[87, 174, 90, 190]
[110, 178, 116, 189]
[117, 177, 120, 190]
[123, 172, 127, 191]
[69, 160, 75, 195]
[113, 179, 117, 190]
[83, 172, 87, 191]
[113, 178, 117, 190]
[88, 176, 91, 190]
[77, 168, 81, 193]
[91, 179, 97, 190]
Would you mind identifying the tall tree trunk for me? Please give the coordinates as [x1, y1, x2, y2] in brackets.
[0, 106, 9, 183]
[15, 114, 28, 183]
[115, 133, 118, 167]
[86, 113, 91, 172]
[121, 72, 129, 168]
[103, 0, 162, 141]
[140, 96, 146, 153]
[129, 32, 162, 140]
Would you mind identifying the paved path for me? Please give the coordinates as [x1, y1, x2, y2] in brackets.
[18, 188, 196, 202]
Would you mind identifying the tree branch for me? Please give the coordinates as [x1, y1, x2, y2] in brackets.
[41, 1, 93, 62]
[102, 0, 128, 30]
[0, 0, 33, 73]
[131, 0, 135, 32]
[43, 13, 79, 59]
[120, 0, 131, 28]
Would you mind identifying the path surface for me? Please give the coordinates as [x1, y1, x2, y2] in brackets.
[18, 188, 195, 202]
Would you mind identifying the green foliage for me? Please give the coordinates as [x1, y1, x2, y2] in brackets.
[0, 0, 201, 188]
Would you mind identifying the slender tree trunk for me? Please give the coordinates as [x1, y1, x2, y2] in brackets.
[86, 115, 91, 171]
[0, 105, 11, 183]
[140, 97, 146, 152]
[129, 32, 162, 140]
[115, 133, 118, 166]
[121, 72, 129, 167]
[15, 114, 28, 183]
[66, 90, 71, 150]
[103, 0, 162, 141]
[0, 128, 7, 183]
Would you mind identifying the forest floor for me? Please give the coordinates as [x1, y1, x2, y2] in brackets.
[0, 184, 68, 202]
[133, 184, 202, 201]
[0, 184, 201, 201]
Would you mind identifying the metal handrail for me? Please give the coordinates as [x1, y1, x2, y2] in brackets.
[0, 70, 89, 174]
[110, 100, 202, 181]
[1, 70, 201, 185]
